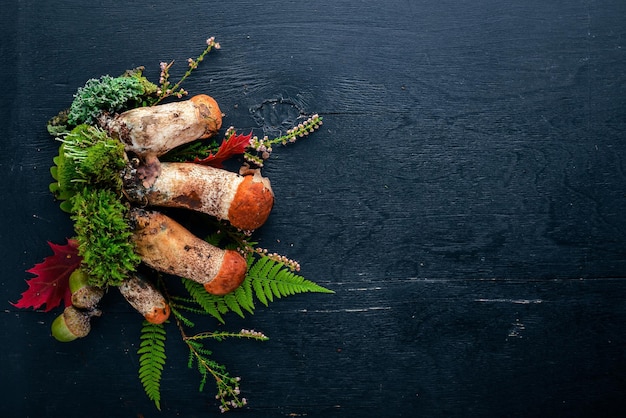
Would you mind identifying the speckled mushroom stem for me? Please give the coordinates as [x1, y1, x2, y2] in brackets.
[129, 208, 247, 295]
[118, 274, 170, 324]
[101, 94, 222, 187]
[125, 162, 274, 231]
[101, 94, 222, 157]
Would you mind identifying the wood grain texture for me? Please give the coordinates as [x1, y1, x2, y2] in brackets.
[2, 0, 626, 417]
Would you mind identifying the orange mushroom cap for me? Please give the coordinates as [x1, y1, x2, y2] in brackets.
[191, 94, 222, 139]
[144, 302, 171, 325]
[204, 250, 248, 295]
[228, 174, 274, 231]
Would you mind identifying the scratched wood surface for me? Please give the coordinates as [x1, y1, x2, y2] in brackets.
[2, 1, 626, 417]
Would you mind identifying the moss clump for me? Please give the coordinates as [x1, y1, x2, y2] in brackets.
[45, 67, 158, 134]
[50, 124, 126, 211]
[68, 75, 145, 125]
[49, 125, 138, 287]
[71, 188, 140, 287]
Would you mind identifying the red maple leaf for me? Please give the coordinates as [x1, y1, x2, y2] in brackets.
[12, 239, 82, 312]
[194, 132, 252, 168]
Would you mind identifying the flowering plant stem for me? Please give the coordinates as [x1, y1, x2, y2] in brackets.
[153, 37, 221, 105]
[172, 301, 267, 412]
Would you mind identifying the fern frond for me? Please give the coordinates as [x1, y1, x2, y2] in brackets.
[181, 255, 332, 322]
[138, 321, 166, 411]
[247, 255, 334, 306]
[204, 231, 224, 247]
[222, 279, 254, 318]
[235, 276, 255, 314]
[173, 302, 211, 317]
[182, 278, 229, 323]
[223, 293, 244, 317]
[170, 304, 195, 328]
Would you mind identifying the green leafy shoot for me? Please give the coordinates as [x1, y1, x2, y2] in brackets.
[138, 321, 167, 411]
[184, 330, 266, 413]
[246, 254, 334, 306]
[168, 304, 266, 413]
[175, 280, 230, 324]
[71, 188, 140, 287]
[188, 329, 269, 343]
[49, 147, 76, 212]
[174, 254, 333, 323]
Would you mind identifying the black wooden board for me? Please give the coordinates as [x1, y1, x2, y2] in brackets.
[2, 1, 626, 417]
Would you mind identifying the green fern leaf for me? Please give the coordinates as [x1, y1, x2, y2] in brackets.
[247, 255, 334, 306]
[250, 256, 275, 304]
[170, 304, 195, 328]
[235, 276, 255, 314]
[138, 321, 166, 411]
[223, 293, 245, 317]
[204, 231, 224, 247]
[222, 280, 254, 318]
[182, 278, 228, 323]
[181, 255, 332, 322]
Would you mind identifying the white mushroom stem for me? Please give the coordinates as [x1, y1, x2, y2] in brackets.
[101, 94, 222, 158]
[129, 209, 248, 295]
[125, 162, 274, 231]
[118, 275, 170, 324]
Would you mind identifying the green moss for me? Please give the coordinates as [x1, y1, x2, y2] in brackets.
[66, 69, 158, 126]
[71, 188, 140, 287]
[50, 124, 126, 210]
[64, 126, 126, 191]
[49, 124, 135, 286]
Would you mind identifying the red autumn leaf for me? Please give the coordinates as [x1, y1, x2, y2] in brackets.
[12, 239, 82, 312]
[194, 132, 252, 168]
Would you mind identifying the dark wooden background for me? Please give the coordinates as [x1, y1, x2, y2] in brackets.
[2, 1, 625, 417]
